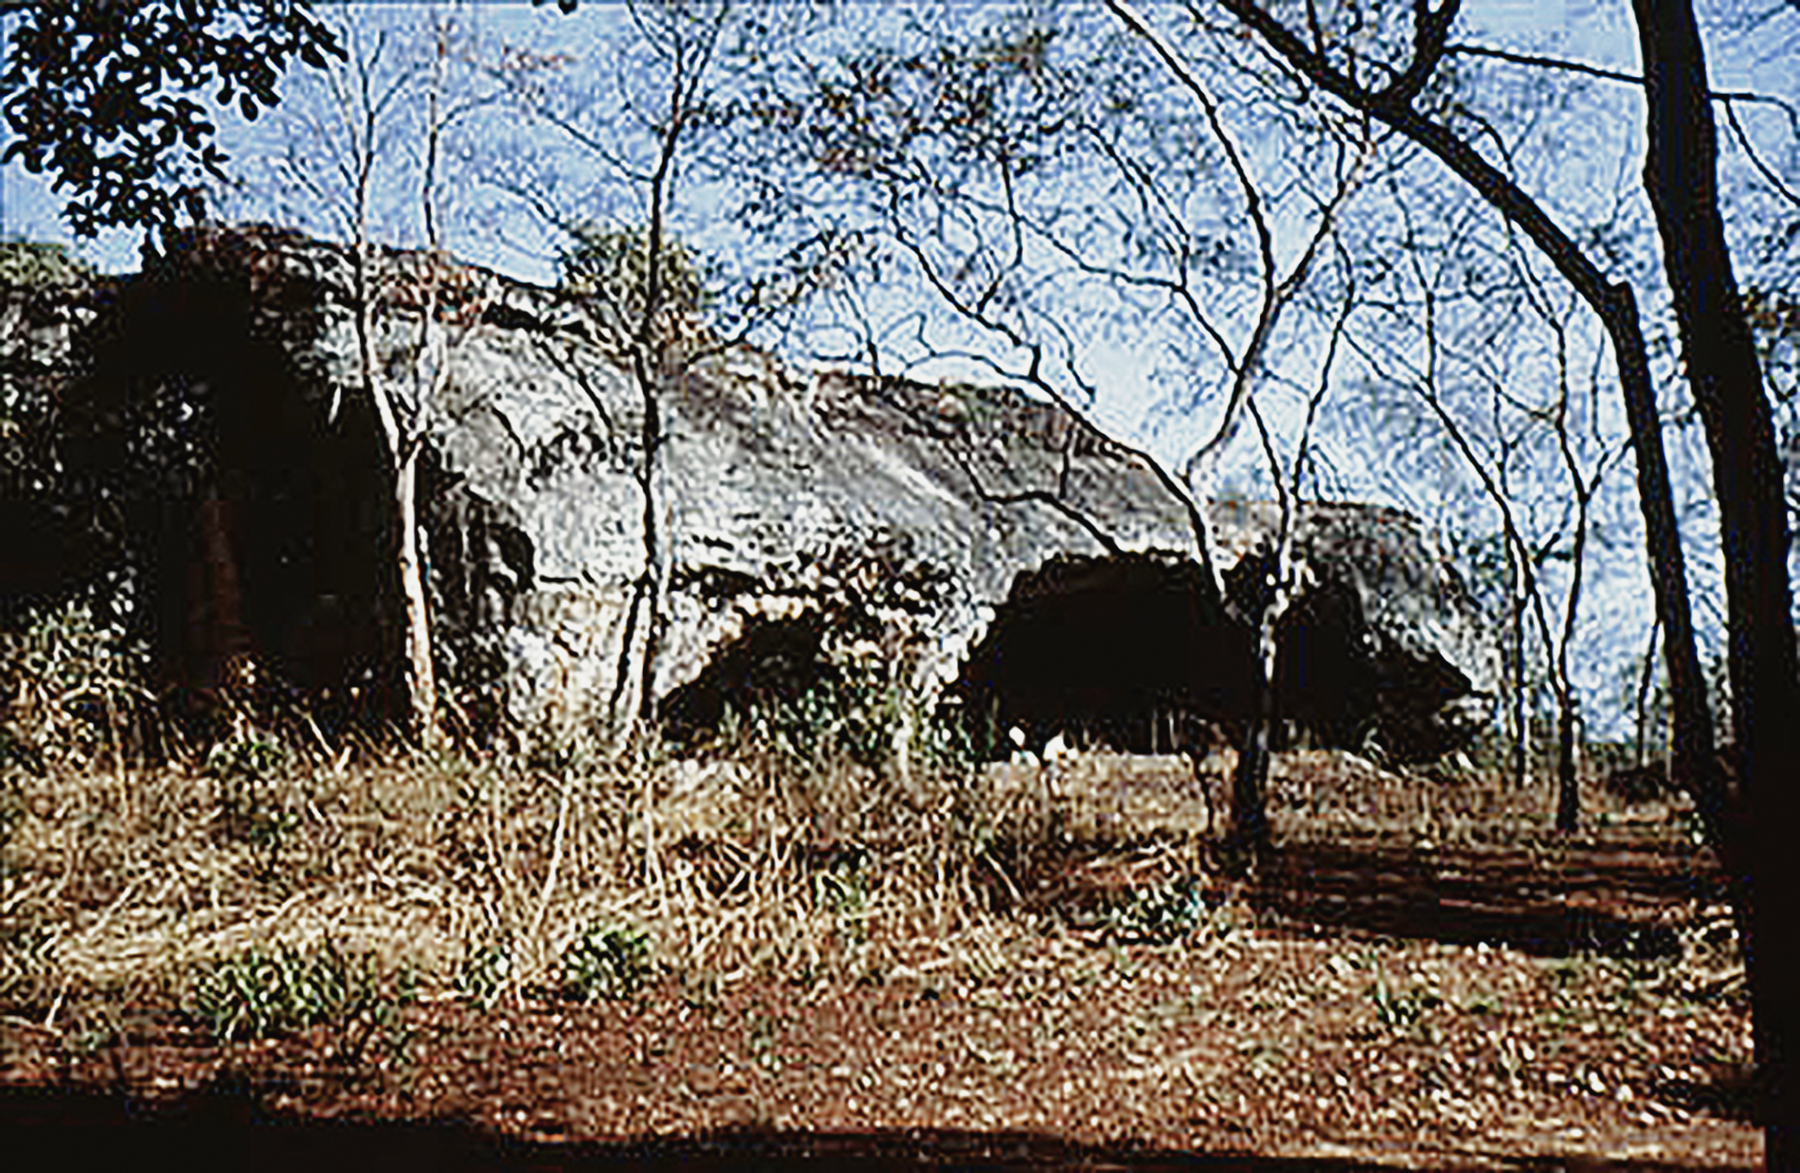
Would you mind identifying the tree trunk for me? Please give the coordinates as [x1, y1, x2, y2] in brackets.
[1631, 0, 1800, 1151]
[1231, 610, 1277, 853]
[1554, 699, 1579, 833]
[394, 446, 437, 745]
[1600, 286, 1723, 830]
[1510, 552, 1531, 791]
[353, 239, 438, 747]
[1634, 611, 1661, 769]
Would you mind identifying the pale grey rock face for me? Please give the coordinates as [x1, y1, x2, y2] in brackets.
[1787, 432, 1799, 559]
[3, 225, 1500, 760]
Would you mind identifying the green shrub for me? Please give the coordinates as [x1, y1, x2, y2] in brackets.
[560, 224, 712, 332]
[0, 921, 56, 1012]
[0, 599, 154, 769]
[205, 727, 299, 849]
[560, 922, 653, 1002]
[456, 940, 513, 1009]
[1104, 876, 1209, 944]
[1369, 971, 1443, 1030]
[205, 726, 288, 783]
[186, 939, 413, 1047]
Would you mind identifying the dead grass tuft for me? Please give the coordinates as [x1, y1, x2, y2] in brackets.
[1, 647, 1088, 1033]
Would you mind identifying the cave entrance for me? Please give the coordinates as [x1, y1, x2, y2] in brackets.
[658, 616, 834, 749]
[951, 554, 1247, 758]
[951, 552, 1379, 760]
[84, 266, 398, 724]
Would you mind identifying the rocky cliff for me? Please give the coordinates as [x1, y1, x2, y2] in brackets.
[1, 225, 1500, 760]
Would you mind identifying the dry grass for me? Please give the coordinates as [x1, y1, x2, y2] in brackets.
[3, 612, 1758, 1169]
[0, 613, 1067, 1030]
[1, 602, 1728, 1049]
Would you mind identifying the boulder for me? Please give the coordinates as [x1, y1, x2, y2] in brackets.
[2, 225, 1499, 759]
[1211, 499, 1502, 759]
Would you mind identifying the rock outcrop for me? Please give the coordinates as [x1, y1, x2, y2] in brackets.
[2, 225, 1500, 760]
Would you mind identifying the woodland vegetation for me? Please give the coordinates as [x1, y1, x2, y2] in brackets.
[1, 0, 1794, 1164]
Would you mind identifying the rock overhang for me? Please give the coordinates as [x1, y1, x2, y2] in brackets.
[1, 224, 1501, 760]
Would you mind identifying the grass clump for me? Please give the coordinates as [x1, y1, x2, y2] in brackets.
[1369, 970, 1445, 1032]
[0, 598, 156, 772]
[1101, 876, 1210, 945]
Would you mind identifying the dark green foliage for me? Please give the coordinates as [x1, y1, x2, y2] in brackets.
[561, 922, 653, 1002]
[2, 1, 343, 235]
[1369, 971, 1444, 1031]
[0, 600, 156, 770]
[733, 667, 899, 773]
[186, 938, 413, 1046]
[456, 941, 513, 1009]
[205, 727, 299, 850]
[559, 223, 714, 332]
[1103, 876, 1210, 944]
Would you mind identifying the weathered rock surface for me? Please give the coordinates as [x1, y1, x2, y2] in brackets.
[3, 225, 1499, 759]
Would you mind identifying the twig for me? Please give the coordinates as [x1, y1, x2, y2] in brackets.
[526, 774, 572, 949]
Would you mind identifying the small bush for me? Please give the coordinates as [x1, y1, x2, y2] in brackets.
[205, 726, 300, 849]
[456, 941, 514, 1009]
[185, 939, 414, 1047]
[1104, 876, 1209, 944]
[560, 223, 712, 328]
[1369, 972, 1443, 1030]
[560, 922, 653, 1003]
[0, 598, 155, 769]
[0, 921, 56, 1013]
[206, 726, 288, 783]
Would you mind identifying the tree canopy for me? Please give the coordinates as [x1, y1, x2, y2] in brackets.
[1, 1, 345, 235]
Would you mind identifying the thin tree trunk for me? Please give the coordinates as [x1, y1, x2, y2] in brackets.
[1232, 603, 1277, 851]
[1510, 551, 1531, 791]
[1632, 0, 1800, 1150]
[1552, 414, 1601, 835]
[1634, 611, 1661, 769]
[1555, 699, 1579, 832]
[395, 445, 437, 741]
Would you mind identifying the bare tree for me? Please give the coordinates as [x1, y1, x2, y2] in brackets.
[1348, 195, 1623, 833]
[331, 20, 438, 742]
[1209, 0, 1727, 868]
[485, 2, 730, 749]
[1632, 0, 1800, 1146]
[391, 2, 492, 745]
[747, 3, 1377, 855]
[1105, 0, 1376, 853]
[233, 3, 500, 743]
[1495, 234, 1628, 830]
[1238, 249, 1357, 835]
[1201, 0, 1792, 1142]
